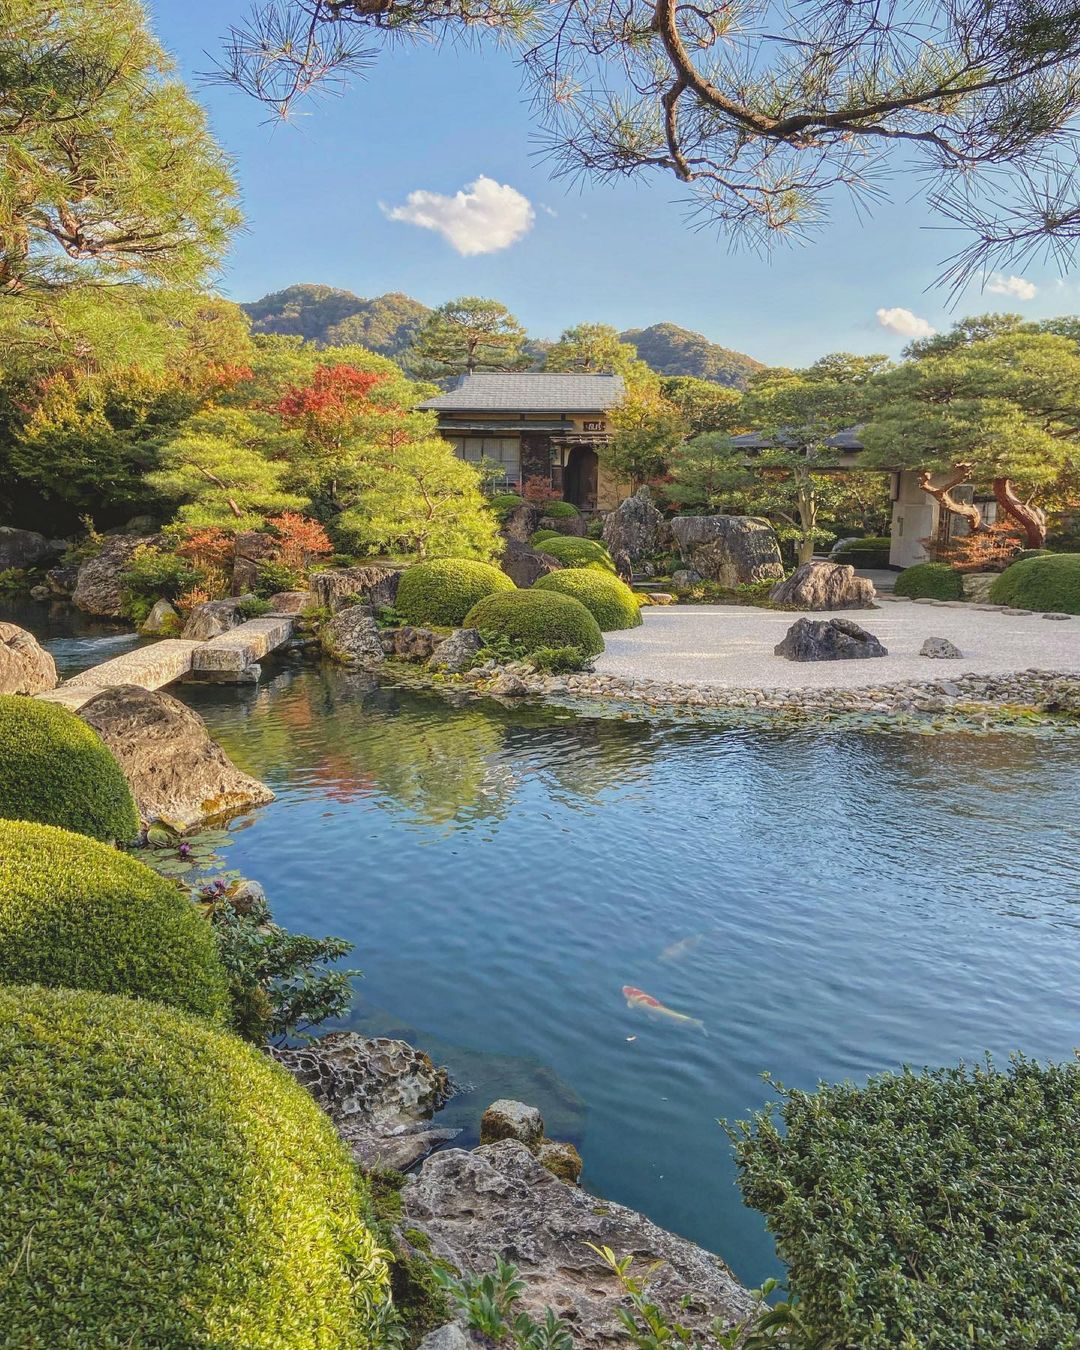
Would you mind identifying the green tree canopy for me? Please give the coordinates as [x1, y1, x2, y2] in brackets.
[406, 297, 530, 379]
[1, 0, 240, 296]
[660, 376, 744, 437]
[545, 324, 652, 382]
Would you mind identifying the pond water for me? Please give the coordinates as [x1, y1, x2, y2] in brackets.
[18, 607, 1080, 1288]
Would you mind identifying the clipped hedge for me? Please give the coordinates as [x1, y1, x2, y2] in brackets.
[537, 536, 616, 573]
[534, 568, 643, 632]
[893, 561, 964, 600]
[396, 558, 515, 627]
[542, 501, 580, 519]
[0, 694, 138, 842]
[0, 984, 389, 1348]
[728, 1056, 1080, 1348]
[832, 536, 891, 568]
[464, 589, 604, 657]
[989, 553, 1080, 614]
[530, 529, 562, 547]
[0, 820, 229, 1021]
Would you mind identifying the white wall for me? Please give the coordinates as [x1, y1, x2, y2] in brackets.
[889, 471, 937, 568]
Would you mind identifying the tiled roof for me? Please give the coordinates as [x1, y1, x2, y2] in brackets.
[418, 372, 626, 413]
[730, 425, 865, 451]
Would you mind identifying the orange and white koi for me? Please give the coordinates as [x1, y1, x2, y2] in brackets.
[622, 985, 707, 1034]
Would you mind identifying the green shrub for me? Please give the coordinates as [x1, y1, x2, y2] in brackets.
[489, 493, 525, 520]
[120, 544, 205, 621]
[253, 559, 305, 597]
[397, 558, 515, 627]
[541, 501, 580, 519]
[0, 821, 229, 1021]
[536, 536, 616, 573]
[990, 553, 1080, 613]
[534, 568, 643, 632]
[832, 536, 891, 568]
[464, 590, 604, 658]
[0, 983, 389, 1348]
[893, 561, 964, 600]
[728, 1056, 1080, 1348]
[586, 517, 604, 539]
[530, 645, 591, 673]
[530, 529, 562, 547]
[0, 695, 138, 842]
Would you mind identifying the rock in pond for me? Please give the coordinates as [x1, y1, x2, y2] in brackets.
[0, 622, 57, 695]
[402, 1141, 754, 1347]
[73, 534, 160, 617]
[273, 1032, 458, 1171]
[46, 563, 80, 597]
[311, 565, 402, 613]
[428, 628, 484, 673]
[140, 598, 180, 635]
[769, 560, 876, 610]
[323, 606, 386, 666]
[500, 538, 562, 589]
[385, 625, 439, 662]
[602, 486, 666, 562]
[78, 684, 274, 831]
[775, 617, 887, 662]
[0, 526, 64, 571]
[181, 596, 249, 641]
[920, 636, 963, 659]
[669, 515, 783, 587]
[537, 1139, 583, 1184]
[480, 1099, 545, 1151]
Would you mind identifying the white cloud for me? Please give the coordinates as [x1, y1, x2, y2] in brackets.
[985, 272, 1037, 300]
[876, 306, 935, 339]
[381, 176, 535, 256]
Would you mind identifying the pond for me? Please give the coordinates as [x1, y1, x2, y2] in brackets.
[18, 607, 1080, 1289]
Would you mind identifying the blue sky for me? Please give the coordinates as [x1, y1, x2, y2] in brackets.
[151, 0, 1074, 366]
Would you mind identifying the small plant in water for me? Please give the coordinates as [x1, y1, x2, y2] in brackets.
[140, 823, 237, 881]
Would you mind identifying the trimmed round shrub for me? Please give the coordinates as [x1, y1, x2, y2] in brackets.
[0, 695, 138, 842]
[534, 567, 643, 632]
[537, 535, 616, 573]
[489, 493, 524, 520]
[542, 501, 580, 519]
[831, 536, 891, 568]
[0, 820, 229, 1021]
[729, 1056, 1080, 1348]
[530, 529, 562, 547]
[0, 984, 388, 1347]
[464, 589, 604, 657]
[990, 553, 1080, 613]
[893, 561, 964, 600]
[396, 558, 515, 627]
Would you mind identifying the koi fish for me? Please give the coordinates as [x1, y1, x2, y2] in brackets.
[658, 933, 707, 963]
[622, 986, 707, 1034]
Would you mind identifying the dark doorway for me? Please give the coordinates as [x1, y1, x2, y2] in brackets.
[564, 447, 599, 510]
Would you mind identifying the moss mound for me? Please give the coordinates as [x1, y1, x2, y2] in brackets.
[990, 553, 1080, 613]
[530, 529, 562, 547]
[0, 984, 388, 1348]
[536, 536, 616, 573]
[464, 589, 604, 657]
[0, 695, 138, 842]
[893, 562, 964, 600]
[396, 558, 516, 627]
[541, 501, 580, 519]
[534, 568, 643, 632]
[0, 821, 229, 1022]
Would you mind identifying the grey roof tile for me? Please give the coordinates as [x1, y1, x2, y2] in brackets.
[418, 372, 626, 412]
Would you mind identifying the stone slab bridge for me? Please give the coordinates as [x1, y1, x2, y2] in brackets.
[38, 614, 295, 711]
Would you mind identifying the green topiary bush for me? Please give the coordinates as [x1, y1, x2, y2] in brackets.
[489, 493, 525, 520]
[536, 536, 616, 573]
[397, 558, 516, 627]
[530, 529, 562, 548]
[542, 501, 581, 519]
[534, 568, 643, 632]
[831, 536, 892, 568]
[0, 820, 230, 1021]
[893, 561, 964, 600]
[989, 553, 1080, 613]
[728, 1056, 1080, 1348]
[464, 589, 604, 658]
[0, 984, 389, 1348]
[0, 695, 138, 842]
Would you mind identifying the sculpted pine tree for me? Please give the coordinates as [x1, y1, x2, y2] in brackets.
[407, 298, 531, 380]
[545, 324, 652, 381]
[217, 0, 1080, 282]
[1, 0, 240, 295]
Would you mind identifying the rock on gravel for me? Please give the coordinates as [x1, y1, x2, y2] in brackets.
[669, 515, 783, 587]
[769, 560, 876, 610]
[920, 636, 964, 659]
[775, 617, 887, 662]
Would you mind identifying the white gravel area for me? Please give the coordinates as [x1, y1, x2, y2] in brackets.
[595, 600, 1080, 691]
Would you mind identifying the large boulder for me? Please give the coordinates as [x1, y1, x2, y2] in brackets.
[181, 596, 248, 641]
[311, 566, 402, 614]
[78, 684, 274, 831]
[0, 623, 57, 695]
[669, 516, 783, 587]
[402, 1141, 754, 1347]
[428, 628, 484, 673]
[385, 625, 439, 662]
[775, 617, 887, 662]
[272, 1032, 457, 1171]
[538, 513, 587, 538]
[72, 535, 159, 617]
[602, 486, 666, 562]
[500, 539, 562, 588]
[46, 563, 80, 597]
[962, 573, 997, 603]
[769, 560, 876, 610]
[0, 526, 62, 572]
[230, 530, 278, 595]
[501, 501, 543, 542]
[140, 599, 179, 635]
[322, 606, 386, 666]
[480, 1099, 545, 1151]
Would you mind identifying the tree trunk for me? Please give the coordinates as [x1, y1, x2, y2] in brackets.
[796, 470, 816, 565]
[992, 477, 1046, 548]
[917, 466, 983, 533]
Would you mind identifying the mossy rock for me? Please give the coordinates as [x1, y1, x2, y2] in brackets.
[537, 536, 616, 573]
[0, 820, 230, 1022]
[534, 568, 643, 632]
[0, 694, 138, 842]
[990, 554, 1080, 613]
[0, 983, 389, 1348]
[396, 558, 516, 627]
[464, 590, 604, 657]
[893, 562, 964, 601]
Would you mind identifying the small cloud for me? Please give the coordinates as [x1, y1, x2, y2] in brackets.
[985, 272, 1037, 300]
[539, 203, 558, 218]
[876, 306, 935, 339]
[381, 175, 534, 256]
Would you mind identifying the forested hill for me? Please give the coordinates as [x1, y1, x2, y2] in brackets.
[242, 285, 763, 386]
[619, 323, 764, 388]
